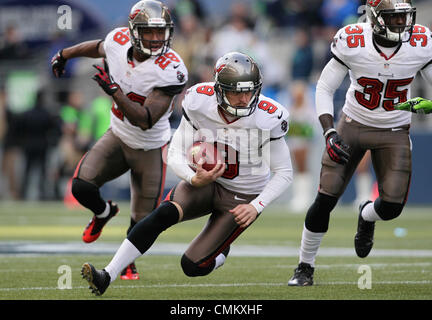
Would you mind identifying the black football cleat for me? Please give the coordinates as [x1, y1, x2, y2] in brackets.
[81, 263, 111, 296]
[354, 200, 375, 258]
[288, 262, 314, 286]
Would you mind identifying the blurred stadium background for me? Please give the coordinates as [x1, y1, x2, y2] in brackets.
[0, 0, 432, 301]
[1, 0, 432, 207]
[0, 0, 431, 206]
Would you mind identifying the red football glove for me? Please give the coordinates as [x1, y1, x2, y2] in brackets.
[92, 64, 120, 96]
[325, 129, 350, 165]
[51, 50, 67, 78]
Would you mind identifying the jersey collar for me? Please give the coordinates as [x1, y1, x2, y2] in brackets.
[372, 38, 402, 61]
[217, 106, 241, 124]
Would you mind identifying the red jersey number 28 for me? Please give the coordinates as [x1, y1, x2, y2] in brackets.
[113, 28, 130, 45]
[113, 28, 180, 70]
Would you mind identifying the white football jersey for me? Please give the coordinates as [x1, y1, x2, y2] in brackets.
[331, 23, 432, 128]
[181, 82, 290, 195]
[103, 27, 188, 150]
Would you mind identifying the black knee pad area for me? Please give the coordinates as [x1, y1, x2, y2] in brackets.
[374, 198, 404, 221]
[71, 178, 106, 214]
[127, 201, 179, 254]
[181, 254, 214, 277]
[304, 193, 338, 233]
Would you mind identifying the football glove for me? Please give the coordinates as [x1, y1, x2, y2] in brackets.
[324, 129, 350, 165]
[92, 64, 120, 96]
[51, 50, 67, 78]
[394, 97, 432, 114]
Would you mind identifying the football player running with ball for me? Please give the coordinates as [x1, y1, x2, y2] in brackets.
[81, 52, 293, 296]
[288, 0, 432, 286]
[51, 0, 188, 280]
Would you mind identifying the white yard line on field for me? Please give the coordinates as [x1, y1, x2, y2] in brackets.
[1, 280, 432, 292]
[2, 242, 432, 257]
[1, 261, 432, 273]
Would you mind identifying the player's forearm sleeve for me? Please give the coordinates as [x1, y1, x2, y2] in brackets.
[167, 118, 196, 185]
[250, 138, 293, 214]
[315, 58, 349, 117]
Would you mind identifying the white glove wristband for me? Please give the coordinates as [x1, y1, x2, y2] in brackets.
[323, 128, 337, 139]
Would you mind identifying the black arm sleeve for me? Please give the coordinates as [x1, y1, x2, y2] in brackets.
[332, 54, 350, 69]
[421, 59, 432, 71]
[156, 84, 186, 96]
[182, 108, 198, 130]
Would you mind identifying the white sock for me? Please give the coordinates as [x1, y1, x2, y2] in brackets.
[290, 173, 312, 213]
[104, 239, 142, 282]
[298, 225, 325, 267]
[213, 253, 227, 270]
[361, 201, 382, 222]
[97, 202, 110, 218]
[355, 173, 372, 201]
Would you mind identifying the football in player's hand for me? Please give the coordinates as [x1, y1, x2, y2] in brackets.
[187, 141, 223, 171]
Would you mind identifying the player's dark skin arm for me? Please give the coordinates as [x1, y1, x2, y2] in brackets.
[319, 113, 335, 134]
[61, 40, 106, 59]
[112, 88, 174, 131]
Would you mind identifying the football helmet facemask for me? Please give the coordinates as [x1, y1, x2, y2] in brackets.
[214, 52, 263, 118]
[128, 0, 173, 57]
[366, 0, 416, 43]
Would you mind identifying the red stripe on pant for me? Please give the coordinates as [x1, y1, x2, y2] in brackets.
[163, 188, 174, 202]
[403, 174, 412, 205]
[73, 152, 88, 179]
[155, 143, 168, 207]
[198, 226, 246, 268]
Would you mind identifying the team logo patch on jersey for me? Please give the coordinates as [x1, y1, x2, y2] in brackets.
[177, 71, 185, 83]
[367, 0, 382, 7]
[332, 37, 339, 48]
[281, 120, 288, 132]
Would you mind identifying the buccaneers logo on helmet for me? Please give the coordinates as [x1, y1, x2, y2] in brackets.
[368, 0, 382, 7]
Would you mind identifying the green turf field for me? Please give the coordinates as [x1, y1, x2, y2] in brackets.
[0, 201, 431, 300]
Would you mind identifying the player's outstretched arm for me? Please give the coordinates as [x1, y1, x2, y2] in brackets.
[394, 97, 432, 114]
[51, 40, 105, 78]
